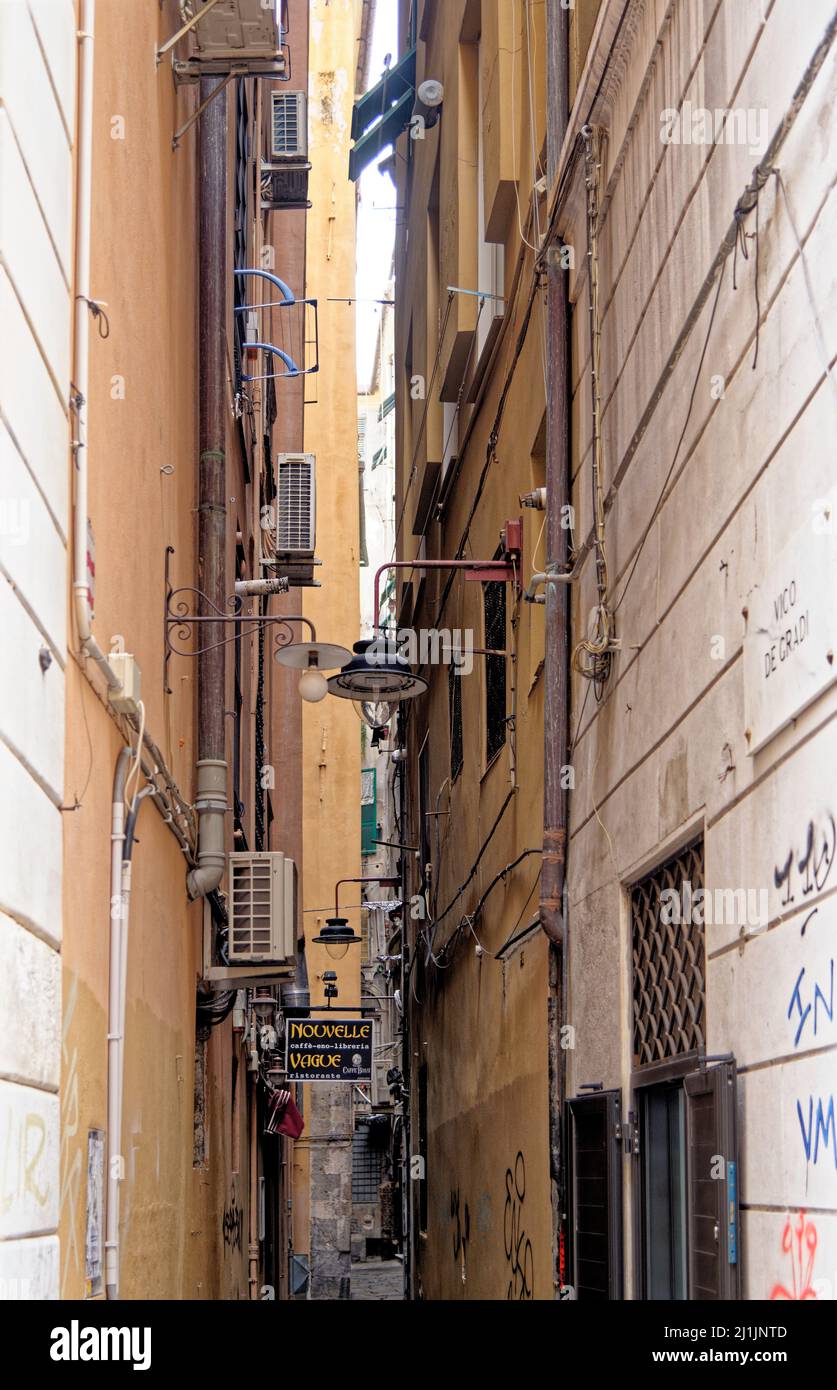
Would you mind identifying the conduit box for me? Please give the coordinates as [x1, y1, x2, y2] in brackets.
[108, 652, 142, 716]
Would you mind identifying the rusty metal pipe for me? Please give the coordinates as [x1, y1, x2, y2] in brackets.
[541, 5, 570, 950]
[544, 0, 571, 1300]
[189, 76, 229, 900]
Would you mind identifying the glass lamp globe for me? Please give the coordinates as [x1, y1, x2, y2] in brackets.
[353, 699, 393, 729]
[313, 917, 362, 961]
[298, 667, 328, 702]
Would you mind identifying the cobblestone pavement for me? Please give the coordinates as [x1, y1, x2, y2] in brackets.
[350, 1259, 405, 1300]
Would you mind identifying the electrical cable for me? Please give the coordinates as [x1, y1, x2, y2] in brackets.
[124, 698, 146, 814]
[773, 168, 837, 406]
[427, 786, 516, 937]
[611, 257, 727, 619]
[572, 126, 612, 694]
[391, 291, 455, 556]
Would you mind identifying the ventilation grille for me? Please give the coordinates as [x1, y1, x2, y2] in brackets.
[276, 453, 316, 553]
[271, 91, 307, 158]
[228, 852, 296, 963]
[261, 164, 310, 209]
[631, 839, 706, 1066]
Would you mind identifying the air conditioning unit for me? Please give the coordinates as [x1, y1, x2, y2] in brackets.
[276, 453, 316, 554]
[271, 91, 307, 159]
[228, 852, 297, 964]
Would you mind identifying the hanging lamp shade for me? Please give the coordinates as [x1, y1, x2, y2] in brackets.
[312, 917, 362, 961]
[327, 639, 427, 702]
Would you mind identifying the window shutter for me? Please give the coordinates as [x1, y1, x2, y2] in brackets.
[567, 1090, 623, 1299]
[361, 768, 377, 857]
[684, 1059, 740, 1299]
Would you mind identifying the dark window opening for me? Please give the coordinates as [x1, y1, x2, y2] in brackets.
[567, 1090, 623, 1300]
[483, 579, 506, 764]
[418, 739, 431, 898]
[448, 663, 463, 781]
[640, 1081, 688, 1299]
[233, 541, 247, 849]
[352, 1123, 386, 1204]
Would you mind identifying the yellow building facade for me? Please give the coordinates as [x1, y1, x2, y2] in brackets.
[294, 0, 363, 1299]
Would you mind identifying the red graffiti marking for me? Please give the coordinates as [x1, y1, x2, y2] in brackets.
[769, 1210, 818, 1300]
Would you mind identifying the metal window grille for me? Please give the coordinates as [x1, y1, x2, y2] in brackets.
[631, 839, 706, 1067]
[352, 1124, 385, 1203]
[272, 92, 304, 156]
[448, 662, 463, 780]
[483, 580, 506, 763]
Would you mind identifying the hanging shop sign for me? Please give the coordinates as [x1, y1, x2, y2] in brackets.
[743, 515, 837, 755]
[285, 1018, 373, 1082]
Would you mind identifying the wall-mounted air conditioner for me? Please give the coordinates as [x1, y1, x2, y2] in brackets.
[271, 91, 307, 159]
[276, 453, 316, 554]
[228, 852, 296, 964]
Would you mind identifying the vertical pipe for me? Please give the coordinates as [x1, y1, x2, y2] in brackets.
[249, 1080, 260, 1298]
[198, 75, 228, 757]
[187, 77, 230, 900]
[72, 0, 119, 690]
[105, 746, 132, 1298]
[543, 0, 570, 1297]
[398, 753, 411, 1299]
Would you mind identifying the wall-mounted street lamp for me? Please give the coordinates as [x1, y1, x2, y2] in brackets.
[327, 637, 428, 705]
[250, 988, 278, 1020]
[312, 919, 361, 961]
[311, 875, 401, 961]
[164, 547, 348, 697]
[327, 524, 523, 705]
[353, 698, 395, 732]
[275, 638, 353, 703]
[369, 534, 522, 634]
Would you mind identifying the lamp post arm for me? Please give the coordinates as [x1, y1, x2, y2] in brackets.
[373, 559, 515, 630]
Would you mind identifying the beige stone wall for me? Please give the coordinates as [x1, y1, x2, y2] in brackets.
[296, 0, 362, 1296]
[0, 0, 76, 1301]
[560, 0, 837, 1298]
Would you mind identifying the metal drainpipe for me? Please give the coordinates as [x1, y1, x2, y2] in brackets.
[397, 752, 411, 1300]
[105, 747, 131, 1298]
[249, 1078, 260, 1299]
[187, 75, 229, 901]
[543, 0, 571, 1298]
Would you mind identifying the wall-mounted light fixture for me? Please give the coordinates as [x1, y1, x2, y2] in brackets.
[327, 524, 523, 704]
[275, 639, 352, 703]
[165, 547, 348, 697]
[327, 638, 428, 704]
[311, 875, 401, 961]
[353, 698, 394, 731]
[413, 77, 444, 129]
[312, 919, 361, 961]
[250, 988, 277, 1020]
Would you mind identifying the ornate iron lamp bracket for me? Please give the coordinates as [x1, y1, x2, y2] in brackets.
[164, 546, 314, 693]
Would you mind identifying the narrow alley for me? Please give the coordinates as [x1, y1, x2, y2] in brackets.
[0, 0, 836, 1358]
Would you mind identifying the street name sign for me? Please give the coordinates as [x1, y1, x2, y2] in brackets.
[743, 517, 837, 755]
